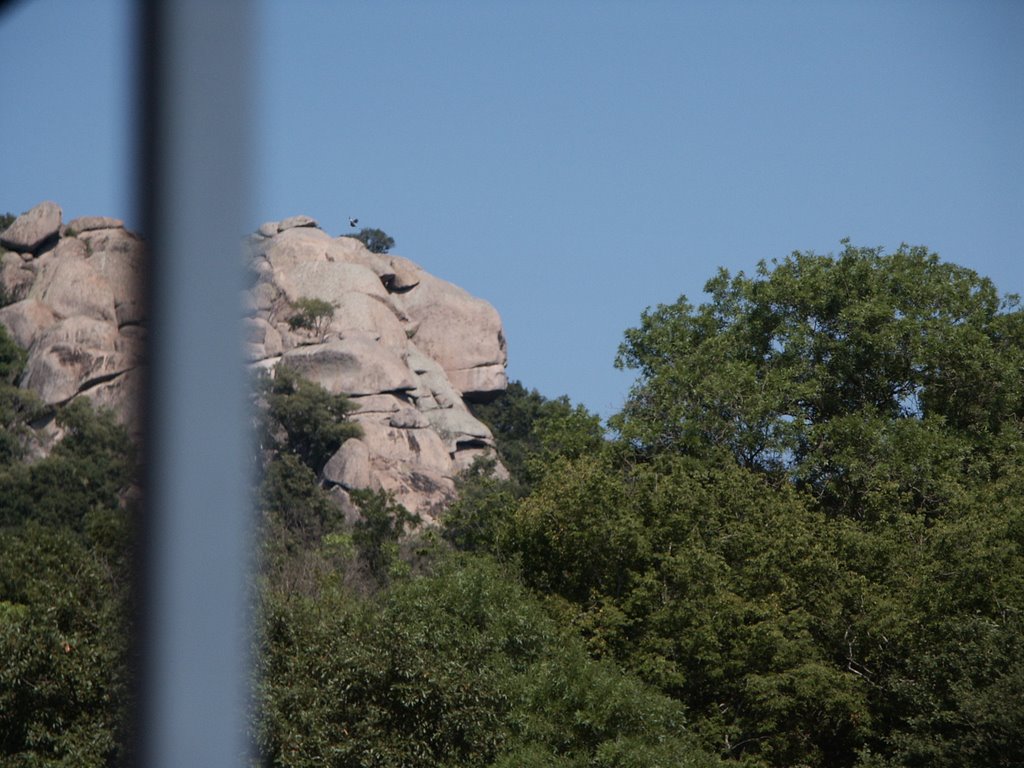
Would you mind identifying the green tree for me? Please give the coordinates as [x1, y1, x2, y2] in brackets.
[613, 243, 1023, 506]
[254, 554, 722, 768]
[0, 399, 134, 530]
[470, 380, 604, 490]
[508, 453, 867, 766]
[287, 297, 335, 338]
[257, 365, 361, 474]
[832, 440, 1024, 768]
[0, 522, 131, 766]
[0, 322, 27, 385]
[260, 453, 338, 544]
[350, 489, 422, 585]
[350, 227, 395, 254]
[442, 457, 519, 555]
[0, 326, 44, 465]
[254, 367, 362, 592]
[497, 245, 1024, 767]
[0, 388, 135, 765]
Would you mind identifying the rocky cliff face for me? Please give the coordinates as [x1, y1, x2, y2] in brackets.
[1, 201, 145, 446]
[1, 201, 508, 521]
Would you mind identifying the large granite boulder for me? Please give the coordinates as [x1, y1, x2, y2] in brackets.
[66, 215, 124, 233]
[20, 316, 127, 405]
[83, 227, 145, 326]
[1, 252, 35, 302]
[0, 299, 58, 349]
[28, 255, 118, 323]
[393, 270, 508, 399]
[327, 292, 409, 349]
[1, 201, 62, 253]
[280, 337, 417, 397]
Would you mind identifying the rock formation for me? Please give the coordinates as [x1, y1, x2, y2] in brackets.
[1, 201, 508, 521]
[245, 215, 508, 520]
[1, 202, 145, 446]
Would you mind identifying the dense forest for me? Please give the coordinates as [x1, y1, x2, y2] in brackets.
[2, 242, 1022, 766]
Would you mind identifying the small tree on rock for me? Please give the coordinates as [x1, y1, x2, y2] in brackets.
[351, 228, 395, 254]
[350, 489, 420, 585]
[287, 297, 335, 339]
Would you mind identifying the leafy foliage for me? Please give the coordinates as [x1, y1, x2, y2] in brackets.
[0, 399, 135, 530]
[0, 522, 132, 766]
[613, 243, 1023, 488]
[0, 324, 26, 384]
[476, 243, 1024, 767]
[286, 297, 335, 337]
[507, 454, 869, 765]
[448, 383, 605, 560]
[469, 380, 604, 490]
[254, 366, 364, 595]
[259, 452, 339, 546]
[442, 457, 519, 555]
[257, 365, 361, 474]
[0, 326, 44, 465]
[350, 227, 395, 254]
[0, 392, 135, 766]
[350, 489, 422, 584]
[255, 555, 721, 768]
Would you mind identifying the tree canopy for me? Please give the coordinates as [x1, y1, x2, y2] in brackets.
[613, 242, 1024, 511]
[349, 227, 395, 254]
[0, 331, 134, 765]
[461, 243, 1024, 767]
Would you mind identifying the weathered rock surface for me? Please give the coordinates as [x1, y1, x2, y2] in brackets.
[0, 201, 62, 253]
[1, 205, 508, 521]
[392, 271, 508, 399]
[66, 215, 124, 233]
[281, 337, 417, 397]
[21, 316, 129, 406]
[1, 252, 35, 301]
[28, 256, 118, 323]
[1, 204, 144, 441]
[0, 299, 59, 349]
[248, 218, 509, 519]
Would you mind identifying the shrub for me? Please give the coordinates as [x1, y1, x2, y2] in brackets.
[351, 227, 395, 254]
[287, 297, 334, 338]
[0, 400, 134, 530]
[257, 365, 360, 474]
[350, 489, 421, 584]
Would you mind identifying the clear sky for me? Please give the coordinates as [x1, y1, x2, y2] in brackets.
[3, 0, 1022, 419]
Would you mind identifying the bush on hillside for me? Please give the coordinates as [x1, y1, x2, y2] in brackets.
[287, 297, 335, 338]
[349, 227, 395, 254]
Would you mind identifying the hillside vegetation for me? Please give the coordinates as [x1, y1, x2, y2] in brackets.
[1, 241, 1022, 767]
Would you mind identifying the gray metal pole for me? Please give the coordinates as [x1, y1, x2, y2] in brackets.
[138, 1, 254, 765]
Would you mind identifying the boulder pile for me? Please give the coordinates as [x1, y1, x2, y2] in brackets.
[1, 201, 145, 442]
[1, 201, 509, 521]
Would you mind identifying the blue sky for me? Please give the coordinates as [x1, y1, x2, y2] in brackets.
[3, 1, 1022, 418]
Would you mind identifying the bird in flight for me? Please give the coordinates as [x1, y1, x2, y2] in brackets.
[349, 217, 359, 228]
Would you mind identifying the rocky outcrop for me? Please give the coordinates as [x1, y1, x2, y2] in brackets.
[0, 205, 144, 437]
[247, 218, 508, 520]
[0, 203, 508, 521]
[0, 201, 62, 253]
